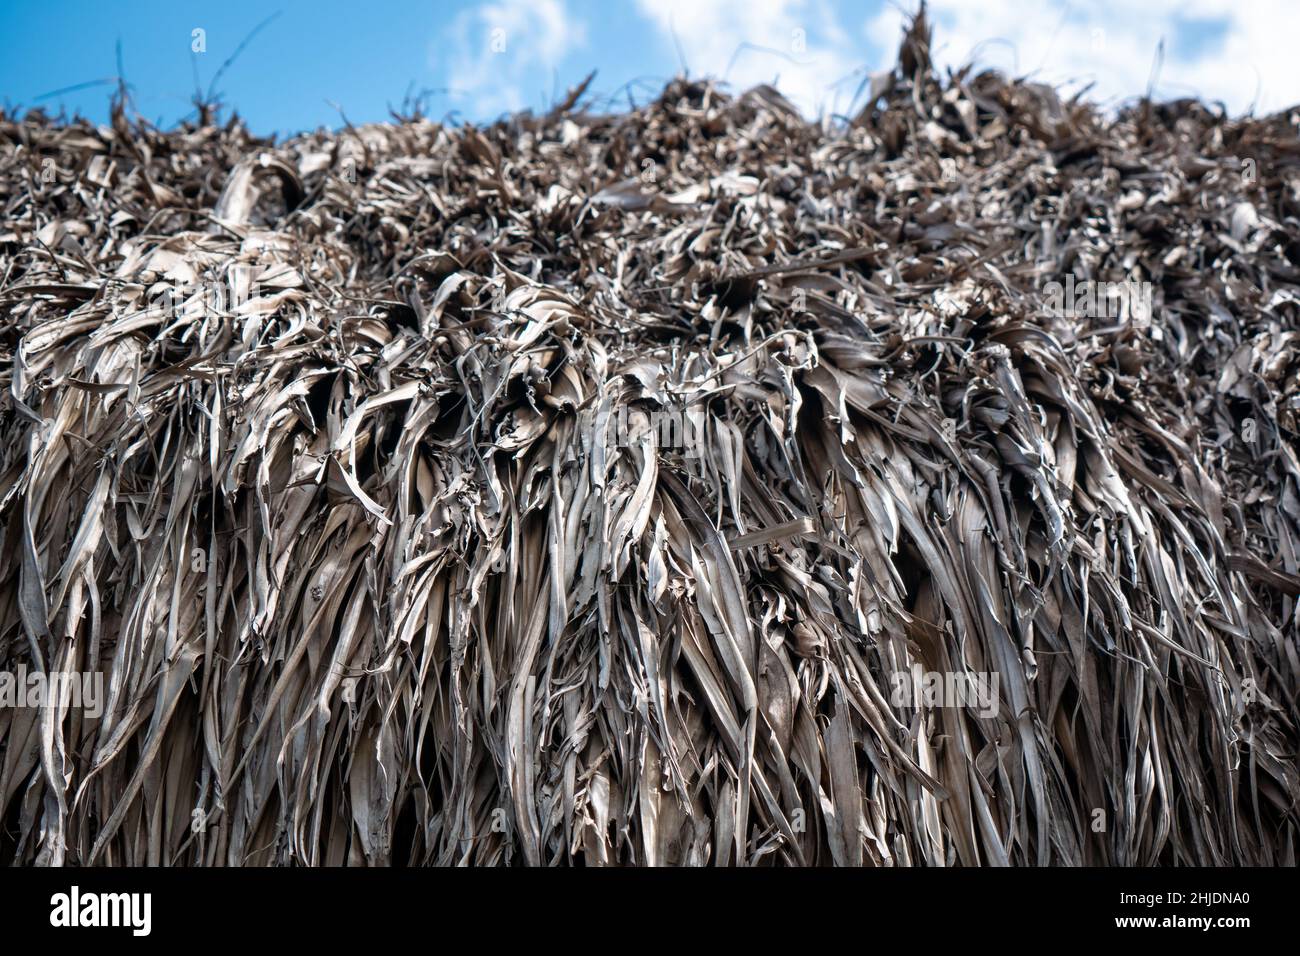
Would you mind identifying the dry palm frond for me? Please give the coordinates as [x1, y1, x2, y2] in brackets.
[2, 15, 1299, 866]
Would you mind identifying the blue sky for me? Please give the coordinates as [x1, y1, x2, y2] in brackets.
[1, 1, 1295, 136]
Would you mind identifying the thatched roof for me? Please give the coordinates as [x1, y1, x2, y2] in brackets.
[2, 14, 1299, 865]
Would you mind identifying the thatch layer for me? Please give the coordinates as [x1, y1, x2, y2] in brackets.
[2, 18, 1299, 865]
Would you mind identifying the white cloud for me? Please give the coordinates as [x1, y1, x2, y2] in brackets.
[630, 0, 1298, 119]
[437, 0, 587, 117]
[632, 0, 867, 118]
[865, 1, 1300, 117]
